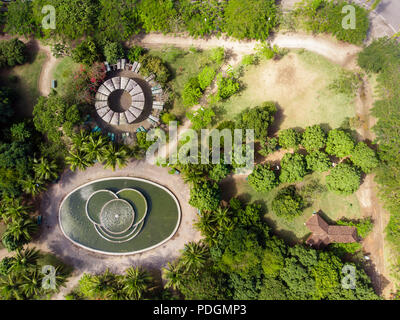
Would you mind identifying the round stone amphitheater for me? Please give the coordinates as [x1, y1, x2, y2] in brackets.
[94, 59, 165, 128]
[95, 77, 145, 125]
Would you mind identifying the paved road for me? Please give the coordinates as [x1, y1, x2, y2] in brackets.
[377, 0, 400, 32]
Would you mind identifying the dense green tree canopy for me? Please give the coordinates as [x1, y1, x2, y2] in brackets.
[71, 39, 99, 65]
[5, 0, 39, 37]
[351, 142, 379, 173]
[223, 0, 277, 40]
[279, 128, 301, 150]
[325, 129, 355, 158]
[294, 0, 369, 45]
[248, 164, 278, 193]
[33, 94, 81, 143]
[103, 42, 124, 65]
[306, 151, 331, 172]
[0, 39, 26, 68]
[0, 87, 14, 126]
[271, 186, 304, 219]
[38, 0, 98, 39]
[189, 181, 220, 212]
[178, 0, 225, 38]
[326, 163, 361, 195]
[97, 0, 141, 42]
[187, 107, 215, 130]
[235, 102, 277, 141]
[138, 0, 178, 33]
[358, 37, 400, 73]
[301, 125, 326, 152]
[279, 153, 307, 183]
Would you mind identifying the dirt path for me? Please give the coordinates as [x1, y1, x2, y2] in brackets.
[37, 43, 57, 96]
[354, 76, 393, 297]
[133, 32, 361, 69]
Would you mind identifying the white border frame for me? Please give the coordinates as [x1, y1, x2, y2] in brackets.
[58, 177, 182, 256]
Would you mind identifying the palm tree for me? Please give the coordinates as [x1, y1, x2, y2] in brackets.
[66, 149, 91, 171]
[183, 171, 205, 185]
[162, 262, 183, 291]
[213, 207, 234, 232]
[0, 201, 30, 223]
[20, 270, 42, 299]
[33, 157, 58, 181]
[10, 248, 41, 272]
[0, 273, 23, 300]
[103, 143, 129, 171]
[71, 129, 90, 151]
[92, 269, 117, 299]
[4, 217, 38, 243]
[194, 212, 218, 244]
[122, 266, 152, 300]
[179, 242, 208, 272]
[107, 277, 127, 300]
[21, 176, 45, 197]
[83, 134, 107, 163]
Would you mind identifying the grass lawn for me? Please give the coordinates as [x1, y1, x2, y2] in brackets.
[7, 52, 46, 117]
[220, 172, 361, 244]
[149, 46, 222, 117]
[215, 50, 357, 132]
[51, 56, 81, 98]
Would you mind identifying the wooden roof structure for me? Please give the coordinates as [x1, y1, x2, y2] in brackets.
[305, 214, 358, 249]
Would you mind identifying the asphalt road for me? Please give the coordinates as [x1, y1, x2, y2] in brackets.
[377, 0, 400, 32]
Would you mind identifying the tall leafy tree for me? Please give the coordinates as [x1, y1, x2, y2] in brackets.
[305, 151, 331, 172]
[138, 0, 179, 33]
[5, 0, 39, 36]
[223, 0, 277, 40]
[279, 128, 301, 150]
[350, 142, 379, 173]
[248, 164, 278, 193]
[279, 153, 307, 183]
[235, 101, 277, 141]
[271, 186, 304, 220]
[326, 163, 361, 195]
[189, 181, 220, 212]
[325, 129, 355, 158]
[97, 0, 141, 42]
[301, 125, 326, 152]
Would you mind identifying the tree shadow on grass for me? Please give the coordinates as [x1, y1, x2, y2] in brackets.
[268, 102, 286, 136]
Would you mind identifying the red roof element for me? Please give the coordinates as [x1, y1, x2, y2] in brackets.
[305, 214, 358, 249]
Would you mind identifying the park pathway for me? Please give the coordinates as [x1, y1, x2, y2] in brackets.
[23, 28, 392, 298]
